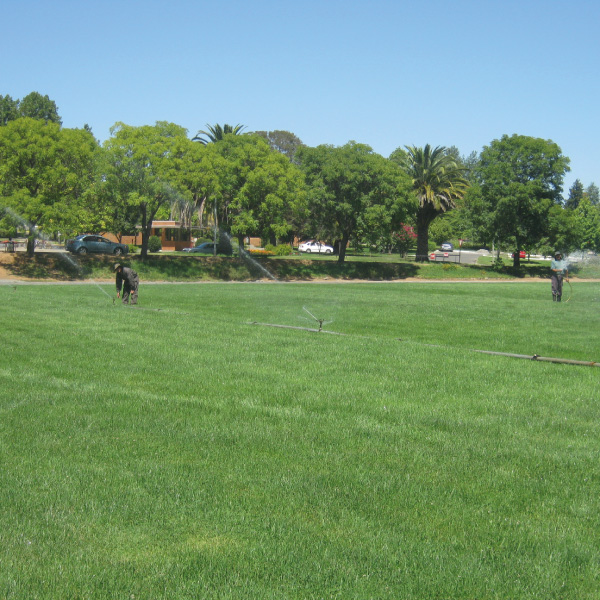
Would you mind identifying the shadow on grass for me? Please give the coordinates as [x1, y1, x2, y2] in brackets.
[2, 253, 422, 281]
[264, 259, 420, 280]
[3, 253, 84, 280]
[8, 253, 595, 282]
[503, 265, 551, 278]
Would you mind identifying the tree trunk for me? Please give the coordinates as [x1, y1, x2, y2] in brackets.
[513, 252, 521, 268]
[197, 195, 207, 228]
[140, 204, 149, 260]
[337, 235, 349, 263]
[415, 204, 438, 262]
[26, 228, 36, 257]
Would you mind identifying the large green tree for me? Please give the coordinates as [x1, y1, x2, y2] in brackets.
[477, 134, 570, 267]
[0, 92, 61, 126]
[565, 179, 584, 209]
[573, 197, 600, 253]
[18, 92, 61, 124]
[205, 134, 307, 248]
[585, 183, 599, 206]
[0, 95, 19, 126]
[297, 142, 414, 263]
[0, 118, 97, 254]
[101, 122, 193, 258]
[254, 130, 304, 162]
[390, 144, 469, 261]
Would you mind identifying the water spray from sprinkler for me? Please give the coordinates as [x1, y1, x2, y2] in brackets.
[302, 307, 330, 332]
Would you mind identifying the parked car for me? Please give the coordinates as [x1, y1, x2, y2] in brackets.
[512, 250, 526, 258]
[298, 240, 334, 254]
[183, 242, 216, 254]
[183, 241, 233, 255]
[66, 235, 128, 255]
[440, 242, 454, 252]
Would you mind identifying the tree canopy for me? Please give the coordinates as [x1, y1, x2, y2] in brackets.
[0, 118, 97, 253]
[391, 144, 468, 260]
[254, 130, 304, 162]
[297, 142, 414, 263]
[100, 122, 193, 258]
[477, 134, 570, 266]
[202, 134, 307, 247]
[3, 88, 597, 261]
[0, 92, 61, 126]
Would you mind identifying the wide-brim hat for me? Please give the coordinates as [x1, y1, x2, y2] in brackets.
[554, 252, 562, 257]
[114, 263, 121, 271]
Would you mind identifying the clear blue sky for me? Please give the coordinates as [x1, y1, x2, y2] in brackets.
[2, 0, 598, 194]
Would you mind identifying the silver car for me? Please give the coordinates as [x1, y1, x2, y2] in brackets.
[66, 235, 128, 255]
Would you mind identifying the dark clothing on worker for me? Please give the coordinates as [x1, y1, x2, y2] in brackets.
[550, 255, 568, 302]
[551, 272, 563, 301]
[116, 266, 139, 305]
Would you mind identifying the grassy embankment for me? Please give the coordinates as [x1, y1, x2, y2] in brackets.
[4, 251, 599, 281]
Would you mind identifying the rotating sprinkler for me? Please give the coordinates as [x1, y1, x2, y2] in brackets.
[302, 306, 327, 332]
[249, 306, 341, 335]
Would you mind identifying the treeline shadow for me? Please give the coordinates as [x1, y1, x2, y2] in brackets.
[4, 254, 85, 280]
[263, 258, 420, 280]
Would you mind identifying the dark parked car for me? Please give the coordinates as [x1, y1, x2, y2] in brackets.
[183, 241, 234, 255]
[66, 235, 128, 255]
[183, 242, 216, 254]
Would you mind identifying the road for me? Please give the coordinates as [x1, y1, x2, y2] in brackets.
[429, 250, 483, 265]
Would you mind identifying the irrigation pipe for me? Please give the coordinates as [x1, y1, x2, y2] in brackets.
[120, 304, 190, 315]
[249, 322, 599, 367]
[470, 349, 599, 367]
[248, 321, 347, 335]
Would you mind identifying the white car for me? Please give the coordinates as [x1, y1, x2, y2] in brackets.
[298, 240, 334, 254]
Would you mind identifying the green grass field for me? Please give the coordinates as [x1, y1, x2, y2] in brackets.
[1, 281, 599, 598]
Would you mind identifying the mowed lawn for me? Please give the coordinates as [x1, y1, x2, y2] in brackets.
[1, 281, 599, 599]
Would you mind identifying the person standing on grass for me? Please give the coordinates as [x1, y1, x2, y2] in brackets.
[114, 263, 139, 305]
[550, 252, 568, 302]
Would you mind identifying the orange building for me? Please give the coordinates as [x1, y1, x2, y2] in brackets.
[103, 221, 193, 251]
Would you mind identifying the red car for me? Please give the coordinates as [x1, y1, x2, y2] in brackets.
[511, 250, 526, 258]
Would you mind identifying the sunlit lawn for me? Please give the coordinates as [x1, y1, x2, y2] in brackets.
[1, 281, 599, 598]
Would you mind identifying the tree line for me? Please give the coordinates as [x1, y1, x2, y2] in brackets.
[1, 91, 598, 265]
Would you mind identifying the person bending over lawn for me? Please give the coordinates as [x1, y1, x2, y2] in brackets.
[114, 263, 139, 305]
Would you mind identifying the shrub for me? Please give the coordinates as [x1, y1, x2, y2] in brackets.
[392, 225, 417, 257]
[127, 244, 138, 254]
[248, 248, 274, 256]
[492, 256, 505, 271]
[148, 235, 162, 253]
[263, 244, 293, 256]
[274, 244, 293, 256]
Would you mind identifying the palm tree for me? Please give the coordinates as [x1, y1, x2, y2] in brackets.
[400, 144, 469, 261]
[192, 123, 246, 144]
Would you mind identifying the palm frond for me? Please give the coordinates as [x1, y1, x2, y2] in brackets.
[403, 144, 469, 212]
[192, 123, 247, 144]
